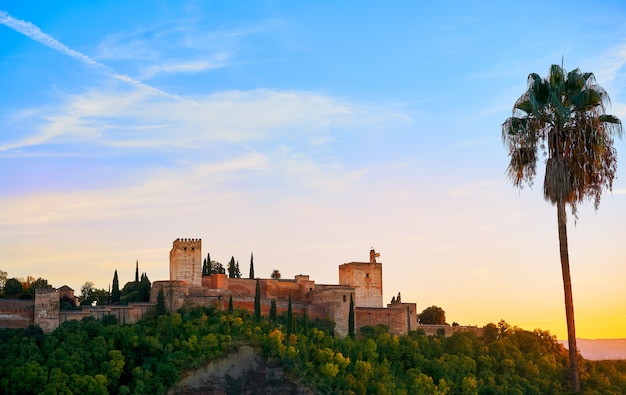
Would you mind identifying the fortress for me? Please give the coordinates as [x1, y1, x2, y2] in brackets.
[151, 238, 420, 336]
[1, 238, 481, 337]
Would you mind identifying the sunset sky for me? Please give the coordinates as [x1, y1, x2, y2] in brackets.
[1, 1, 625, 339]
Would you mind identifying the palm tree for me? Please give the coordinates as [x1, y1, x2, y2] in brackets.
[502, 64, 622, 392]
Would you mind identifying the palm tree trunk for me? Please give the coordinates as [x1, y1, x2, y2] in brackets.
[557, 199, 580, 392]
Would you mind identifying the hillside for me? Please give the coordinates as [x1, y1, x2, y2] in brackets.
[1, 307, 626, 394]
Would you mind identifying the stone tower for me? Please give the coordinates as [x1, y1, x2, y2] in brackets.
[170, 238, 202, 288]
[338, 248, 383, 308]
[34, 288, 60, 334]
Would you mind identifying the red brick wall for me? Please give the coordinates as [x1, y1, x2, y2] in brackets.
[0, 300, 34, 329]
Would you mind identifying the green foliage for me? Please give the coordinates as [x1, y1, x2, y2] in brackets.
[254, 280, 261, 322]
[502, 64, 622, 213]
[287, 293, 294, 334]
[419, 305, 447, 325]
[111, 270, 120, 304]
[0, 306, 238, 394]
[155, 288, 166, 317]
[3, 278, 24, 298]
[249, 252, 254, 279]
[79, 281, 110, 306]
[348, 293, 355, 338]
[1, 309, 624, 395]
[28, 277, 53, 296]
[227, 257, 241, 278]
[209, 260, 225, 275]
[202, 253, 211, 276]
[269, 298, 277, 322]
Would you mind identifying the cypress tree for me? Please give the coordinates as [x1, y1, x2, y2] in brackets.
[111, 270, 120, 304]
[155, 287, 166, 316]
[228, 256, 236, 278]
[270, 298, 277, 321]
[349, 293, 355, 338]
[139, 273, 151, 302]
[135, 260, 139, 283]
[254, 280, 261, 322]
[203, 253, 211, 276]
[235, 260, 241, 278]
[287, 293, 294, 333]
[228, 295, 233, 313]
[249, 252, 255, 279]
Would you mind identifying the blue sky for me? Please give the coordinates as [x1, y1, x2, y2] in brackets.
[1, 1, 625, 338]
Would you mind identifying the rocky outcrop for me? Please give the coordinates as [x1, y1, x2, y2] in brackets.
[169, 345, 315, 395]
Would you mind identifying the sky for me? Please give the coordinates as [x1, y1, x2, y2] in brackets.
[1, 1, 625, 340]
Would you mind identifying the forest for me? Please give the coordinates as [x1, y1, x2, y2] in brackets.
[1, 304, 625, 394]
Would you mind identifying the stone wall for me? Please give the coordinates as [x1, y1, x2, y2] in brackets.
[151, 280, 189, 312]
[0, 299, 34, 329]
[58, 303, 154, 325]
[418, 324, 484, 337]
[311, 286, 354, 337]
[356, 302, 418, 336]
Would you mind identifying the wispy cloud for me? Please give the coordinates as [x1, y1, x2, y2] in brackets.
[0, 10, 100, 67]
[0, 10, 173, 97]
[591, 43, 626, 86]
[1, 87, 410, 153]
[0, 10, 411, 156]
[140, 56, 229, 79]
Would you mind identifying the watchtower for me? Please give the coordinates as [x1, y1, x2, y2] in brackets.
[34, 288, 60, 334]
[170, 238, 202, 288]
[338, 248, 383, 308]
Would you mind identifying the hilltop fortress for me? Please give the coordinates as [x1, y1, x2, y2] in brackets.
[153, 238, 418, 336]
[1, 238, 481, 337]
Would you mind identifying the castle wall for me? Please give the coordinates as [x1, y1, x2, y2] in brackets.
[170, 238, 202, 289]
[0, 300, 34, 329]
[201, 275, 317, 303]
[34, 289, 60, 334]
[418, 324, 484, 337]
[311, 287, 354, 337]
[356, 302, 418, 336]
[226, 278, 257, 297]
[150, 280, 189, 313]
[339, 262, 382, 308]
[58, 303, 154, 325]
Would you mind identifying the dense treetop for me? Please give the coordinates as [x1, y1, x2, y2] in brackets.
[1, 305, 625, 394]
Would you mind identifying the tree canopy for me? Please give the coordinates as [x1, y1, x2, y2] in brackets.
[418, 305, 446, 325]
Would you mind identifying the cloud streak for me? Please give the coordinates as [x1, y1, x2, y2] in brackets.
[140, 58, 228, 79]
[0, 10, 100, 66]
[1, 86, 411, 154]
[0, 10, 175, 98]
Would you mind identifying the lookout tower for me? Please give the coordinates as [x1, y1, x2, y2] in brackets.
[170, 238, 202, 288]
[338, 248, 383, 308]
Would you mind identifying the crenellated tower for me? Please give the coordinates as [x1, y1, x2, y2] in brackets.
[170, 238, 202, 288]
[338, 248, 383, 308]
